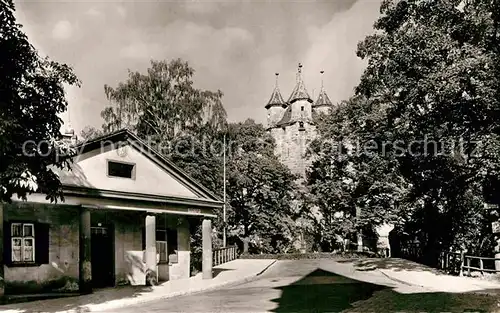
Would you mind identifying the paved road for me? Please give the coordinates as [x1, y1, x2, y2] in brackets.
[111, 259, 386, 313]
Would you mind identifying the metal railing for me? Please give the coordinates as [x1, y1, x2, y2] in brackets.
[213, 245, 238, 266]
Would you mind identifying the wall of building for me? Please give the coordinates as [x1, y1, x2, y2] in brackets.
[3, 203, 191, 294]
[108, 210, 145, 286]
[4, 203, 80, 294]
[290, 99, 312, 122]
[267, 106, 285, 128]
[74, 143, 200, 199]
[313, 106, 331, 115]
[168, 217, 190, 280]
[270, 122, 317, 179]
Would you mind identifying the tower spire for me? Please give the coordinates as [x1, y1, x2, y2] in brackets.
[288, 62, 312, 104]
[64, 104, 74, 135]
[296, 63, 303, 83]
[67, 103, 72, 129]
[313, 70, 333, 108]
[265, 72, 286, 109]
[320, 70, 325, 91]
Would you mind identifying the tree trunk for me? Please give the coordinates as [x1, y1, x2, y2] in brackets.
[243, 237, 249, 253]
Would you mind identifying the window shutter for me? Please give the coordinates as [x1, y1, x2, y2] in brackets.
[167, 229, 177, 255]
[35, 223, 50, 264]
[141, 227, 145, 250]
[4, 222, 11, 266]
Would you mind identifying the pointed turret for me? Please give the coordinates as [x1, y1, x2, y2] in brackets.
[266, 73, 287, 128]
[61, 107, 78, 144]
[287, 63, 313, 104]
[313, 70, 333, 108]
[265, 73, 286, 109]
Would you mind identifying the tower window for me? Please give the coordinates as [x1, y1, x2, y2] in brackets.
[107, 160, 136, 179]
[301, 106, 304, 111]
[299, 122, 304, 128]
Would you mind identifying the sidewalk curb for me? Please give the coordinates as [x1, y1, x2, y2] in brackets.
[55, 260, 278, 313]
[377, 270, 420, 287]
[256, 259, 277, 276]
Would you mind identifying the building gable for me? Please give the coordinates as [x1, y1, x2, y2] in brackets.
[55, 129, 220, 202]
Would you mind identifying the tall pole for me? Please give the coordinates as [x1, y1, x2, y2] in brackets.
[223, 133, 227, 247]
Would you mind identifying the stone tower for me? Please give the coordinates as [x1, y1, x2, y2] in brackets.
[313, 71, 333, 115]
[265, 64, 334, 253]
[265, 73, 287, 127]
[266, 64, 333, 181]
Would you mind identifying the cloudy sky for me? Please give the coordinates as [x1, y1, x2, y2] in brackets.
[14, 0, 382, 134]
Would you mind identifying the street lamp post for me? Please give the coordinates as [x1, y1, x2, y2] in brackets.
[223, 133, 227, 247]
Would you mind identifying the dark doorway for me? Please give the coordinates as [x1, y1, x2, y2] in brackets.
[91, 225, 115, 288]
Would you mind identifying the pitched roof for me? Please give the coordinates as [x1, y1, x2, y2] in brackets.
[276, 106, 292, 127]
[288, 64, 313, 104]
[313, 88, 333, 107]
[265, 86, 286, 109]
[288, 80, 312, 103]
[54, 128, 222, 203]
[53, 162, 94, 188]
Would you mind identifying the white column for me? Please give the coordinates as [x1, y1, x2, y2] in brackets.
[145, 215, 157, 285]
[202, 219, 212, 279]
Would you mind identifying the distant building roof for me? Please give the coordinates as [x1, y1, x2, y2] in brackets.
[313, 70, 333, 107]
[53, 128, 222, 203]
[288, 63, 312, 104]
[276, 106, 292, 127]
[313, 89, 333, 107]
[265, 73, 286, 109]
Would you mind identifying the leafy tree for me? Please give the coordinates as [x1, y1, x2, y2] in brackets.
[308, 0, 500, 261]
[102, 59, 227, 141]
[0, 0, 80, 203]
[93, 59, 228, 193]
[225, 119, 298, 253]
[79, 126, 104, 141]
[90, 59, 299, 256]
[92, 59, 230, 271]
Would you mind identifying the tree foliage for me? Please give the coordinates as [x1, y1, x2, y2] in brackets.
[97, 59, 228, 194]
[225, 119, 298, 253]
[308, 0, 500, 259]
[0, 0, 80, 203]
[101, 59, 227, 140]
[79, 126, 103, 141]
[89, 59, 298, 254]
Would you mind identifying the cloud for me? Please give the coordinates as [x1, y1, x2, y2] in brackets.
[16, 1, 382, 135]
[51, 20, 73, 40]
[85, 7, 104, 18]
[118, 20, 254, 68]
[119, 42, 162, 59]
[302, 0, 382, 104]
[116, 6, 126, 18]
[183, 1, 219, 14]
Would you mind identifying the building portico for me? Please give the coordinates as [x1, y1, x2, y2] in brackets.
[0, 129, 221, 296]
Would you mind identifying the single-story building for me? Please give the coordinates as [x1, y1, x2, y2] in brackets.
[0, 128, 221, 296]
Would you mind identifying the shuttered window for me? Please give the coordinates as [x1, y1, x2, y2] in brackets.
[3, 222, 50, 266]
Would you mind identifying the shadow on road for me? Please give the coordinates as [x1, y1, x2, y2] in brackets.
[269, 268, 386, 312]
[269, 266, 498, 313]
[212, 267, 233, 278]
[342, 289, 497, 313]
[337, 257, 442, 273]
[0, 285, 154, 313]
